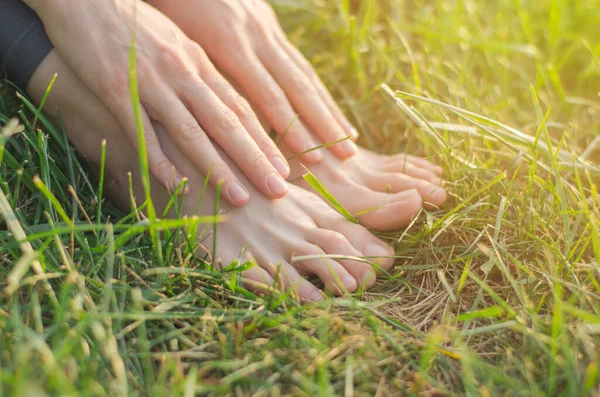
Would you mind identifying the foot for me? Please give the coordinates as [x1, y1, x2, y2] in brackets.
[163, 144, 397, 301]
[27, 50, 397, 303]
[284, 146, 447, 232]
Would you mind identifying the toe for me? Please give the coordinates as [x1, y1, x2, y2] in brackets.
[308, 229, 377, 289]
[356, 188, 423, 231]
[367, 173, 447, 209]
[310, 184, 424, 231]
[241, 266, 275, 295]
[384, 155, 443, 180]
[292, 243, 358, 295]
[316, 219, 396, 272]
[259, 257, 325, 303]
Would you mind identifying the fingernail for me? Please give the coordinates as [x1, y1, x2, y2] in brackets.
[431, 178, 442, 186]
[341, 275, 357, 291]
[271, 156, 290, 178]
[267, 173, 288, 197]
[361, 270, 377, 288]
[309, 290, 324, 302]
[339, 139, 357, 156]
[227, 182, 250, 204]
[365, 242, 391, 258]
[350, 127, 360, 140]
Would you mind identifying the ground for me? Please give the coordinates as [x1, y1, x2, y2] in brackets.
[1, 0, 600, 395]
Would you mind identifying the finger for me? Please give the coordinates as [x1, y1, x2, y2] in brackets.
[202, 71, 291, 178]
[274, 33, 359, 140]
[308, 229, 377, 288]
[294, 243, 357, 295]
[143, 89, 250, 206]
[216, 50, 323, 163]
[106, 92, 185, 193]
[178, 77, 289, 200]
[139, 108, 189, 193]
[257, 41, 357, 158]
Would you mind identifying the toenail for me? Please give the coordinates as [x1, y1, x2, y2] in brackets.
[341, 275, 357, 291]
[339, 139, 357, 155]
[267, 173, 288, 196]
[365, 242, 391, 258]
[227, 182, 250, 203]
[361, 270, 377, 288]
[271, 156, 290, 178]
[309, 290, 324, 302]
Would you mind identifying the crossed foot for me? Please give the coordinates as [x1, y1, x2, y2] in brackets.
[27, 50, 447, 302]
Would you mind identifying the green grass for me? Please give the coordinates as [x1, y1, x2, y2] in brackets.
[1, 0, 600, 395]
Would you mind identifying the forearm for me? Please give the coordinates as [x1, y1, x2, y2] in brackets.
[0, 0, 53, 90]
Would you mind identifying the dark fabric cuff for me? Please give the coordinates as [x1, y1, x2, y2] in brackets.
[0, 1, 54, 89]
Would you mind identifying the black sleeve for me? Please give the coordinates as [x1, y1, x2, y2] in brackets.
[0, 0, 53, 89]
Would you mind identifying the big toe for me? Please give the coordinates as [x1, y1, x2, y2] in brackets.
[385, 154, 444, 178]
[355, 188, 423, 232]
[308, 228, 380, 289]
[309, 207, 398, 273]
[368, 173, 447, 209]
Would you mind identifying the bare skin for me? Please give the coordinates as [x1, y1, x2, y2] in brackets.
[285, 147, 446, 232]
[223, 77, 448, 231]
[25, 0, 294, 206]
[148, 0, 447, 229]
[27, 50, 399, 303]
[149, 0, 360, 159]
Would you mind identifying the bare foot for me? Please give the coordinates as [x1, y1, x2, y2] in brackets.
[284, 146, 447, 232]
[27, 50, 396, 303]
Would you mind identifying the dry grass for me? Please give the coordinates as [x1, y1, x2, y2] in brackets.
[1, 0, 599, 395]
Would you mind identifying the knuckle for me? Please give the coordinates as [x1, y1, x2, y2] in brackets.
[216, 107, 241, 130]
[142, 129, 158, 145]
[296, 54, 314, 73]
[302, 243, 322, 257]
[178, 121, 203, 141]
[263, 87, 284, 107]
[249, 153, 270, 170]
[255, 135, 277, 153]
[188, 41, 207, 59]
[106, 71, 128, 95]
[209, 162, 229, 182]
[230, 94, 253, 119]
[103, 73, 128, 114]
[104, 94, 124, 116]
[159, 49, 195, 77]
[288, 65, 310, 87]
[152, 158, 172, 176]
[328, 232, 347, 246]
[254, 23, 275, 41]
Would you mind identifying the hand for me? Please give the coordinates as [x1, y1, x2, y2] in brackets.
[149, 0, 359, 163]
[26, 0, 291, 206]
